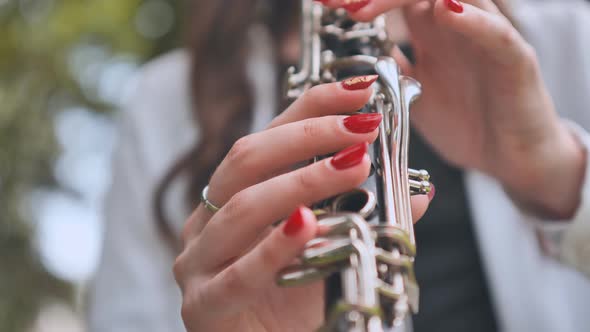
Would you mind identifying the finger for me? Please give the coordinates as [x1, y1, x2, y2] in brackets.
[187, 113, 379, 239]
[184, 77, 379, 239]
[269, 76, 376, 128]
[391, 45, 415, 77]
[432, 0, 533, 65]
[456, 0, 498, 13]
[208, 113, 380, 207]
[411, 193, 430, 222]
[195, 142, 371, 270]
[340, 0, 428, 22]
[200, 206, 318, 314]
[327, 0, 494, 22]
[402, 0, 438, 56]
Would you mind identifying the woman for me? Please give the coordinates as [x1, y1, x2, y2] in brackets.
[88, 0, 590, 331]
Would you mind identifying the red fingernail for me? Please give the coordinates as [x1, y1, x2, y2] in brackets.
[445, 0, 464, 13]
[428, 184, 436, 201]
[343, 0, 370, 12]
[341, 75, 378, 90]
[284, 206, 306, 237]
[343, 113, 382, 134]
[314, 0, 329, 3]
[331, 142, 368, 170]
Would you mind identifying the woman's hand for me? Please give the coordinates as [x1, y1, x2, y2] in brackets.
[174, 79, 432, 332]
[324, 0, 586, 218]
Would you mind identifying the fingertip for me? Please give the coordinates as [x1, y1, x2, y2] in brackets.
[347, 10, 379, 23]
[432, 0, 458, 25]
[411, 194, 430, 223]
[327, 142, 370, 172]
[427, 183, 436, 201]
[366, 127, 380, 144]
[301, 206, 319, 237]
[339, 83, 374, 105]
[443, 0, 464, 14]
[391, 46, 414, 77]
[357, 154, 373, 184]
[432, 0, 490, 29]
[299, 205, 319, 233]
[337, 77, 376, 108]
[283, 205, 318, 240]
[323, 151, 371, 192]
[341, 75, 379, 91]
[311, 80, 373, 115]
[347, 0, 420, 22]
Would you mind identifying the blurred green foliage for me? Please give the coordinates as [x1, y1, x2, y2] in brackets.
[0, 0, 182, 330]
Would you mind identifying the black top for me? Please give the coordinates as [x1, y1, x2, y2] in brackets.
[409, 128, 499, 332]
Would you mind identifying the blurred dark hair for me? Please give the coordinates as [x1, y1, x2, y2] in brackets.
[153, 0, 515, 251]
[153, 0, 298, 250]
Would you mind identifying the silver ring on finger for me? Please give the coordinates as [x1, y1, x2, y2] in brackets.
[201, 185, 222, 213]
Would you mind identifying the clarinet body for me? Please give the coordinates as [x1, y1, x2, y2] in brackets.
[278, 1, 431, 331]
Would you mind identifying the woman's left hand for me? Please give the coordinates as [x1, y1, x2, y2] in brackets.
[323, 0, 586, 218]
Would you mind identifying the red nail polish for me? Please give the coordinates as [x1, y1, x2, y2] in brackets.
[428, 184, 436, 201]
[314, 0, 329, 3]
[444, 0, 464, 13]
[341, 75, 379, 90]
[331, 142, 368, 170]
[343, 113, 382, 134]
[342, 0, 370, 12]
[284, 206, 306, 236]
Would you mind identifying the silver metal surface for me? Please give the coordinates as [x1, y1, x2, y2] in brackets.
[200, 185, 221, 213]
[278, 1, 430, 331]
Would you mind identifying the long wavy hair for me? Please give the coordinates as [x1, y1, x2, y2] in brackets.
[153, 0, 298, 250]
[154, 0, 514, 251]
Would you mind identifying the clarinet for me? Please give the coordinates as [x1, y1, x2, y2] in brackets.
[277, 1, 431, 331]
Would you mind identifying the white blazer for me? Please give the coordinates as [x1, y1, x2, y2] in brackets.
[88, 1, 590, 331]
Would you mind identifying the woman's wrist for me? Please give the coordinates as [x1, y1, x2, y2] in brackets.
[500, 122, 587, 220]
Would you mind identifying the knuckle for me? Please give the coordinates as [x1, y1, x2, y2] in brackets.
[495, 23, 538, 68]
[294, 167, 317, 191]
[511, 41, 539, 72]
[222, 265, 250, 295]
[181, 288, 202, 326]
[180, 303, 193, 326]
[303, 84, 323, 102]
[519, 43, 538, 65]
[499, 27, 518, 48]
[173, 250, 199, 292]
[226, 135, 254, 166]
[302, 118, 322, 139]
[222, 189, 250, 220]
[300, 84, 328, 110]
[173, 254, 185, 282]
[259, 242, 283, 269]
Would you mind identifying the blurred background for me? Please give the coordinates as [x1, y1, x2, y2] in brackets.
[0, 0, 574, 331]
[0, 0, 182, 331]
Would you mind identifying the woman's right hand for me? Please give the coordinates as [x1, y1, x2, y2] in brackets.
[173, 77, 431, 332]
